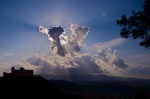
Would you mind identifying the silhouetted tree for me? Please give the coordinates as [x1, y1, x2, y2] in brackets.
[117, 0, 150, 48]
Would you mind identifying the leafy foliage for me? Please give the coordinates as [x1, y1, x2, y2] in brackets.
[117, 0, 150, 48]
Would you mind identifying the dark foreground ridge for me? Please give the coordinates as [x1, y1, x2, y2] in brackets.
[0, 76, 73, 99]
[0, 67, 74, 99]
[0, 67, 150, 99]
[0, 76, 150, 99]
[51, 80, 150, 99]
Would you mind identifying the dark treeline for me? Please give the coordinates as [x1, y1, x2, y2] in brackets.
[0, 76, 76, 99]
[51, 80, 150, 99]
[0, 76, 150, 99]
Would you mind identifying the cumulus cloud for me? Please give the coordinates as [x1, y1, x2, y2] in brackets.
[26, 54, 102, 74]
[39, 24, 89, 57]
[19, 24, 129, 76]
[94, 49, 128, 69]
[95, 38, 126, 49]
[39, 25, 67, 56]
[69, 24, 89, 50]
[26, 48, 128, 75]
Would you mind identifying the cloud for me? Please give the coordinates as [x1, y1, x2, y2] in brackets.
[25, 48, 128, 76]
[69, 24, 89, 49]
[126, 66, 150, 75]
[18, 24, 128, 76]
[94, 49, 128, 73]
[26, 54, 102, 74]
[121, 53, 150, 79]
[39, 25, 67, 56]
[26, 55, 51, 67]
[112, 57, 128, 69]
[0, 24, 126, 77]
[95, 38, 126, 49]
[127, 53, 150, 64]
[1, 24, 128, 78]
[39, 24, 89, 57]
[123, 65, 150, 79]
[69, 55, 102, 74]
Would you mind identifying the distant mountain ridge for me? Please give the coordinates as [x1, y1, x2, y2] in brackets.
[39, 73, 150, 82]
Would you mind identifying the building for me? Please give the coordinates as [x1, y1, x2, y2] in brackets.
[3, 67, 33, 77]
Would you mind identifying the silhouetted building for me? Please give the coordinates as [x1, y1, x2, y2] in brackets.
[3, 67, 33, 77]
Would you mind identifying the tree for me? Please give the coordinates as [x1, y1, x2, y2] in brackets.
[117, 0, 150, 48]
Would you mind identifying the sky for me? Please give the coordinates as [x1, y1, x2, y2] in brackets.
[0, 0, 150, 79]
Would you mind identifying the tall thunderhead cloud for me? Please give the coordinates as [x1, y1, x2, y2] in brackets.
[69, 24, 89, 52]
[39, 24, 89, 57]
[39, 26, 68, 56]
[48, 26, 67, 56]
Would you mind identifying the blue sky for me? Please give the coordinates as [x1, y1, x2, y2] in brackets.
[0, 0, 150, 79]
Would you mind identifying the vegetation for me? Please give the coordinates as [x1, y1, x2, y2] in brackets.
[117, 0, 150, 48]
